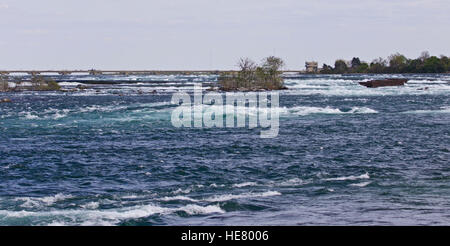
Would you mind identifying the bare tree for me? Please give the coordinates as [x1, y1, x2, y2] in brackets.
[237, 57, 257, 72]
[419, 51, 430, 61]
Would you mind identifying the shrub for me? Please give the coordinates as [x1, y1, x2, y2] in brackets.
[219, 56, 286, 91]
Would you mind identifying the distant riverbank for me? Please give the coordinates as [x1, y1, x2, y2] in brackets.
[319, 52, 449, 74]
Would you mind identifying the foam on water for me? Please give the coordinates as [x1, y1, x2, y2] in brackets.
[349, 181, 372, 187]
[288, 106, 378, 115]
[204, 191, 281, 202]
[15, 194, 74, 208]
[324, 172, 370, 181]
[80, 202, 100, 210]
[11, 101, 174, 122]
[186, 104, 378, 118]
[171, 188, 193, 194]
[273, 178, 309, 187]
[0, 203, 224, 226]
[58, 82, 83, 86]
[159, 196, 199, 202]
[403, 106, 450, 114]
[232, 182, 258, 188]
[284, 76, 450, 96]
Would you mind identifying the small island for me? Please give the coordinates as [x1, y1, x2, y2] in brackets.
[0, 75, 61, 92]
[218, 56, 288, 91]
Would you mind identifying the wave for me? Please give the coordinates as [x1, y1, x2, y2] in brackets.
[288, 106, 378, 115]
[20, 109, 70, 120]
[283, 78, 450, 96]
[23, 112, 40, 120]
[0, 203, 224, 226]
[171, 188, 193, 194]
[204, 191, 281, 202]
[15, 101, 173, 121]
[15, 194, 74, 208]
[403, 106, 450, 114]
[160, 189, 282, 203]
[232, 182, 258, 188]
[80, 202, 100, 210]
[324, 172, 370, 181]
[159, 196, 199, 202]
[349, 181, 372, 187]
[58, 82, 83, 86]
[272, 178, 308, 187]
[188, 104, 378, 118]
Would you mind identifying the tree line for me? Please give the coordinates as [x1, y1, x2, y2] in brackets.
[321, 51, 450, 74]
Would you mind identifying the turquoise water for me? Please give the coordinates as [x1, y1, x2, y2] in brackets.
[0, 74, 449, 225]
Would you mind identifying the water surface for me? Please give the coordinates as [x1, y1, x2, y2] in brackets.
[0, 74, 449, 225]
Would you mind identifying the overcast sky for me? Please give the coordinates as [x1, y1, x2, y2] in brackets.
[0, 0, 449, 70]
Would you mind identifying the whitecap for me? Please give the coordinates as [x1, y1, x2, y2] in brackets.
[171, 188, 192, 194]
[0, 203, 224, 226]
[58, 82, 83, 86]
[288, 106, 378, 116]
[232, 182, 258, 188]
[324, 172, 370, 181]
[15, 193, 73, 208]
[349, 181, 372, 187]
[275, 178, 308, 186]
[80, 202, 100, 209]
[181, 204, 224, 215]
[23, 112, 40, 120]
[159, 196, 199, 202]
[204, 191, 281, 202]
[403, 106, 450, 114]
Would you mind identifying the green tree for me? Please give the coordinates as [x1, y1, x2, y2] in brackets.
[334, 59, 348, 73]
[388, 53, 408, 73]
[355, 62, 369, 73]
[351, 57, 361, 68]
[439, 55, 449, 72]
[369, 57, 387, 73]
[406, 58, 423, 73]
[262, 56, 284, 74]
[423, 56, 446, 73]
[321, 64, 333, 74]
[260, 56, 285, 89]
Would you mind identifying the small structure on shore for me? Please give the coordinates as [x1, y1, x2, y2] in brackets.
[305, 61, 318, 73]
[359, 79, 408, 88]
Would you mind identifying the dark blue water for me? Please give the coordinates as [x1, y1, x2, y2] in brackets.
[0, 74, 449, 225]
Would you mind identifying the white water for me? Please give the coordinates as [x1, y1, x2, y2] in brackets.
[324, 172, 370, 181]
[283, 77, 450, 96]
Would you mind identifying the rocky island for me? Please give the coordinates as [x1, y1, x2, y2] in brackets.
[0, 76, 61, 92]
[218, 56, 287, 91]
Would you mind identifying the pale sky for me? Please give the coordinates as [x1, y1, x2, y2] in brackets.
[0, 0, 449, 70]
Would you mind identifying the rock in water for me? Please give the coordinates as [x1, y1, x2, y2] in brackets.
[359, 79, 408, 88]
[1, 98, 12, 103]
